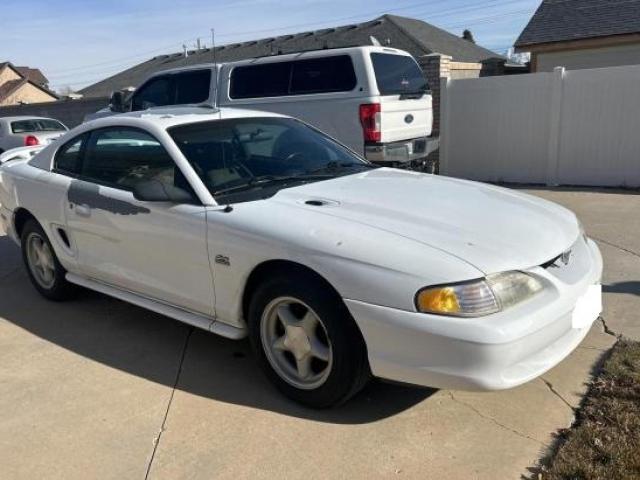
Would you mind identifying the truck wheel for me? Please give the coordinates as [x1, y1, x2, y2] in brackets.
[248, 272, 370, 408]
[21, 219, 76, 301]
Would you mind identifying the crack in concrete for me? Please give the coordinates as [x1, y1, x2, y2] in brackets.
[599, 316, 618, 338]
[447, 392, 547, 447]
[592, 236, 640, 259]
[577, 345, 607, 352]
[144, 327, 193, 480]
[541, 378, 575, 411]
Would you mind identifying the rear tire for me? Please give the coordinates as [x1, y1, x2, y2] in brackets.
[248, 271, 370, 408]
[21, 219, 76, 301]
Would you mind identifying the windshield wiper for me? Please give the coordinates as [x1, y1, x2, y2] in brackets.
[213, 174, 334, 196]
[307, 161, 376, 175]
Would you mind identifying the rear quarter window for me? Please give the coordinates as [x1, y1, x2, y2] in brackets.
[54, 133, 88, 176]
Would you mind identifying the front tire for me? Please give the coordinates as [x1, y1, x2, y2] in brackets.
[248, 272, 370, 408]
[21, 219, 76, 301]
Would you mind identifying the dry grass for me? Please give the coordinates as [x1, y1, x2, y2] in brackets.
[537, 340, 640, 480]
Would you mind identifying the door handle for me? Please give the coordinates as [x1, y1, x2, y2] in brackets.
[72, 203, 92, 217]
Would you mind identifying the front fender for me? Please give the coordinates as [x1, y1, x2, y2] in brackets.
[206, 204, 482, 326]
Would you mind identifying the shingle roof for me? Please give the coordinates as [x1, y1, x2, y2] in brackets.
[515, 0, 640, 48]
[80, 14, 503, 97]
[15, 67, 49, 87]
[386, 15, 502, 63]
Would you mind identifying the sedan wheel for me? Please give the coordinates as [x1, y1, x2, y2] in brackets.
[261, 297, 333, 390]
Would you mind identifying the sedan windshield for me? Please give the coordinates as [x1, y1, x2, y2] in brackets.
[168, 117, 372, 200]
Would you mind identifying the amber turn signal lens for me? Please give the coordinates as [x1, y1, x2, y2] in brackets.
[416, 287, 461, 314]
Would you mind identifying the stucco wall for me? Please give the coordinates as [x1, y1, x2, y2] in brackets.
[0, 82, 57, 106]
[0, 66, 21, 85]
[449, 61, 482, 80]
[536, 42, 640, 72]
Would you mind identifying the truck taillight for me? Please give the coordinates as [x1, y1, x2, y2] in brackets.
[24, 135, 39, 146]
[359, 103, 381, 142]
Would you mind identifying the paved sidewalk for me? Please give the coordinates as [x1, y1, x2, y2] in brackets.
[0, 187, 637, 479]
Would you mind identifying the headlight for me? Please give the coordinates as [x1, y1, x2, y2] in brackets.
[415, 271, 543, 317]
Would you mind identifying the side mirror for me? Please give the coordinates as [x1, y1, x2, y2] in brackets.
[132, 180, 197, 204]
[109, 90, 127, 113]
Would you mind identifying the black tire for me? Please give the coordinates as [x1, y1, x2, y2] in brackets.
[21, 219, 76, 301]
[248, 271, 370, 408]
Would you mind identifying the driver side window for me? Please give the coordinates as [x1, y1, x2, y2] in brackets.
[81, 128, 183, 192]
[131, 76, 172, 111]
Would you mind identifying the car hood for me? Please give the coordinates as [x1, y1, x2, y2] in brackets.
[270, 168, 579, 274]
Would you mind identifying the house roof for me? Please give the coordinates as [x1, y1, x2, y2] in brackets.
[515, 0, 640, 48]
[80, 14, 504, 97]
[0, 62, 58, 103]
[0, 79, 27, 101]
[15, 67, 48, 86]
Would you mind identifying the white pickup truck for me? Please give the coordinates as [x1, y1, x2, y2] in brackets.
[88, 46, 437, 168]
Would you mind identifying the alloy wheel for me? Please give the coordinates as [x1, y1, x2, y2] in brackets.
[26, 232, 56, 289]
[260, 296, 333, 390]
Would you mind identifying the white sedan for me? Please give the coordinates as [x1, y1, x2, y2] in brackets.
[0, 107, 603, 407]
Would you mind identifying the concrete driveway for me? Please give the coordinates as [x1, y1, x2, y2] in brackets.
[0, 187, 638, 479]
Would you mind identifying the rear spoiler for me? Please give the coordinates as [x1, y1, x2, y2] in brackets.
[0, 146, 45, 165]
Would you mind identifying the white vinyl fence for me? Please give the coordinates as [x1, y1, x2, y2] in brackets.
[439, 65, 640, 187]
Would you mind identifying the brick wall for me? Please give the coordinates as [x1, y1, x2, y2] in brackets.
[0, 96, 109, 128]
[419, 53, 452, 136]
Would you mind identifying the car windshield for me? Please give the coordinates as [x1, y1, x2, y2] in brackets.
[11, 119, 67, 133]
[168, 117, 373, 201]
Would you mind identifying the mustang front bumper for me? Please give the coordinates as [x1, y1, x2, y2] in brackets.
[345, 238, 603, 391]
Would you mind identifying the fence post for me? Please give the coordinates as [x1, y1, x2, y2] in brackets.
[546, 66, 565, 186]
[439, 76, 451, 175]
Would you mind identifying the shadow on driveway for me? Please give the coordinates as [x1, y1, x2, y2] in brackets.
[603, 281, 640, 296]
[0, 268, 435, 425]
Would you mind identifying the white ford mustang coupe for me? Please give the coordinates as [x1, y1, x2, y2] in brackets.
[0, 108, 603, 407]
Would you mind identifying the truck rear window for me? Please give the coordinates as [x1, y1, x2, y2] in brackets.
[370, 53, 429, 96]
[11, 119, 66, 133]
[230, 55, 357, 99]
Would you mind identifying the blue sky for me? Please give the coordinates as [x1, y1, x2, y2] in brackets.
[1, 0, 541, 92]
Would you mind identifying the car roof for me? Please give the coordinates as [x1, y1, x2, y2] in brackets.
[83, 106, 288, 130]
[0, 116, 63, 123]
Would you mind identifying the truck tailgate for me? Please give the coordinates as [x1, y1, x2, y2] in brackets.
[380, 95, 432, 143]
